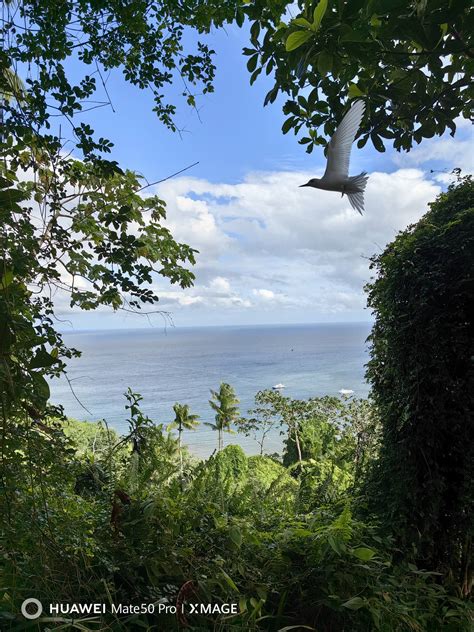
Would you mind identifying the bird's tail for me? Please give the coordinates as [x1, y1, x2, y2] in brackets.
[346, 172, 368, 215]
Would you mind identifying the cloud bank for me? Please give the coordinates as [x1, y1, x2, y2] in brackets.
[148, 167, 441, 323]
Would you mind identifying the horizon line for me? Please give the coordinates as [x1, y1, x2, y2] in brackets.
[57, 320, 374, 334]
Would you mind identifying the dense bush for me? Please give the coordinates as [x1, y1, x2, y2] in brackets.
[365, 177, 474, 591]
[1, 399, 472, 631]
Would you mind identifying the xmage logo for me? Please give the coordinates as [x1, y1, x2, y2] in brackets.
[187, 603, 238, 615]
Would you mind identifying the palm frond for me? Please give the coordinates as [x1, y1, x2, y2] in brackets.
[1, 67, 25, 103]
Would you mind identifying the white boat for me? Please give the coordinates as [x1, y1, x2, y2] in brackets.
[273, 383, 285, 390]
[339, 389, 354, 396]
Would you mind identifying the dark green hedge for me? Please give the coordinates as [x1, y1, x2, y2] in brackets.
[365, 176, 474, 590]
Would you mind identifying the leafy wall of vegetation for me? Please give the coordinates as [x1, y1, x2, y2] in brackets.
[365, 176, 474, 594]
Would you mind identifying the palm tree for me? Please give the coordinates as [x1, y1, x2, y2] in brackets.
[1, 67, 25, 143]
[1, 67, 25, 103]
[207, 383, 240, 451]
[169, 403, 200, 478]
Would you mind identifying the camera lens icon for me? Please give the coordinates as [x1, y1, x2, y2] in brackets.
[21, 598, 43, 620]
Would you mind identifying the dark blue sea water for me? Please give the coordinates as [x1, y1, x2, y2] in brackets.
[51, 323, 372, 457]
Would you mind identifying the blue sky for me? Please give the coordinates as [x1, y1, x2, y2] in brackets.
[55, 23, 473, 330]
[68, 25, 315, 182]
[66, 24, 400, 182]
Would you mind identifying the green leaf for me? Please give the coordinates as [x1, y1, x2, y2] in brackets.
[353, 547, 376, 561]
[328, 534, 344, 555]
[221, 570, 239, 592]
[291, 528, 312, 537]
[357, 134, 369, 149]
[250, 67, 262, 85]
[313, 0, 329, 31]
[342, 596, 366, 610]
[348, 83, 364, 98]
[250, 20, 260, 42]
[247, 54, 258, 72]
[229, 525, 242, 547]
[285, 30, 312, 52]
[292, 17, 312, 29]
[376, 0, 408, 11]
[0, 270, 14, 290]
[340, 27, 369, 43]
[307, 87, 319, 108]
[371, 132, 386, 152]
[0, 189, 28, 205]
[282, 117, 295, 134]
[0, 176, 15, 188]
[264, 86, 278, 106]
[33, 374, 50, 402]
[370, 14, 382, 27]
[30, 348, 58, 369]
[317, 51, 333, 76]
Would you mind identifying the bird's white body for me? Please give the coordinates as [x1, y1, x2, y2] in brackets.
[300, 100, 368, 214]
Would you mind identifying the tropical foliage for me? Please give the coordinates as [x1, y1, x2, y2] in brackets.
[365, 175, 474, 595]
[1, 387, 472, 630]
[208, 382, 240, 451]
[2, 181, 473, 630]
[0, 1, 472, 630]
[235, 389, 283, 455]
[241, 0, 473, 153]
[169, 402, 200, 479]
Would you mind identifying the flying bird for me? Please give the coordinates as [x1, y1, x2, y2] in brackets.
[300, 100, 368, 215]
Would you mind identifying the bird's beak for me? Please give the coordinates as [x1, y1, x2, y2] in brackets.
[299, 183, 309, 187]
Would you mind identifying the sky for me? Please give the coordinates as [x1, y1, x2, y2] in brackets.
[52, 23, 473, 330]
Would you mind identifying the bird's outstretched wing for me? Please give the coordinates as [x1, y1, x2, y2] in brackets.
[323, 100, 365, 180]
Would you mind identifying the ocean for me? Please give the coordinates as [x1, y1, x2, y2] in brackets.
[51, 323, 372, 457]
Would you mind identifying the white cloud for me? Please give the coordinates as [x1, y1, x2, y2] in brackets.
[391, 121, 473, 179]
[164, 194, 231, 263]
[253, 288, 276, 300]
[55, 151, 469, 327]
[147, 167, 443, 321]
[154, 275, 251, 311]
[253, 288, 294, 305]
[209, 276, 231, 294]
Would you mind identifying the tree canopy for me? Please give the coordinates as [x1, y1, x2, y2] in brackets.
[1, 0, 239, 145]
[1, 0, 242, 423]
[208, 382, 240, 451]
[242, 0, 473, 154]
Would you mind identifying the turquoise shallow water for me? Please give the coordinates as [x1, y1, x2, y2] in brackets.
[51, 322, 372, 457]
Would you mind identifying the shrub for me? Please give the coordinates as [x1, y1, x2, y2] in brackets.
[365, 176, 474, 590]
